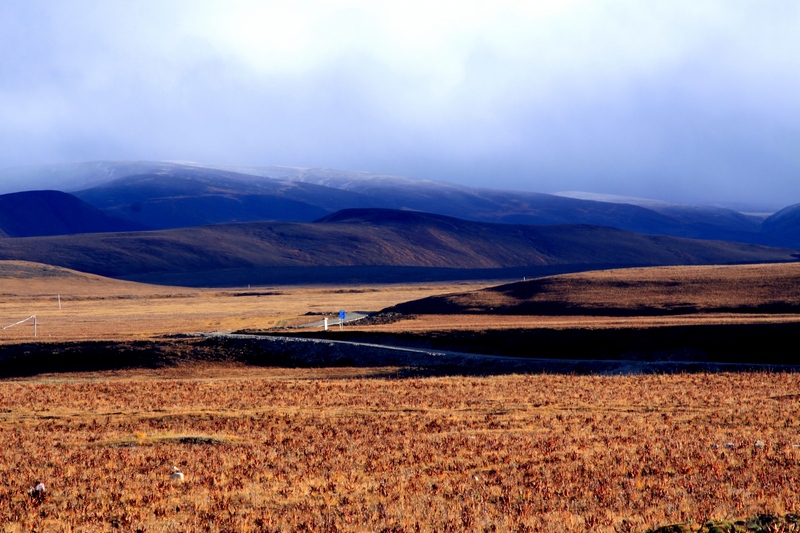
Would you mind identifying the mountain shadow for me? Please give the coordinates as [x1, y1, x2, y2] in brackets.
[0, 190, 147, 237]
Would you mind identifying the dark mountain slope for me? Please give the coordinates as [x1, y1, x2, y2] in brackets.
[270, 167, 772, 242]
[276, 168, 690, 234]
[761, 203, 800, 247]
[0, 191, 147, 237]
[74, 171, 385, 229]
[646, 204, 761, 242]
[0, 209, 794, 286]
[177, 165, 798, 246]
[555, 191, 764, 242]
[317, 209, 798, 267]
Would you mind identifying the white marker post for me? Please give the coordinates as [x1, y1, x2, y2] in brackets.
[323, 317, 328, 331]
[2, 315, 37, 337]
[58, 294, 61, 310]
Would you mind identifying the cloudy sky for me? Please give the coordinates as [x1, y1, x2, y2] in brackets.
[1, 1, 798, 207]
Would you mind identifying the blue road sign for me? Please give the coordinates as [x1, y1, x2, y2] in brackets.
[339, 310, 346, 321]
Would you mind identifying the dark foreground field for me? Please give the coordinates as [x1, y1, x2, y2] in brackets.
[2, 320, 800, 379]
[1, 367, 799, 532]
[272, 321, 800, 365]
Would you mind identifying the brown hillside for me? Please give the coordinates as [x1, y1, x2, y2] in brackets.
[387, 263, 800, 316]
[0, 210, 795, 285]
[0, 261, 173, 297]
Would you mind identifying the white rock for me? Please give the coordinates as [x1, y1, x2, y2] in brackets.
[170, 466, 184, 482]
[28, 482, 46, 497]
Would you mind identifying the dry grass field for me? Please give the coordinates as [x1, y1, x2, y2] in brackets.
[0, 261, 495, 342]
[1, 366, 799, 532]
[2, 260, 800, 531]
[3, 261, 800, 343]
[386, 263, 800, 317]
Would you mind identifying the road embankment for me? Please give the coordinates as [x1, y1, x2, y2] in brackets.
[263, 322, 800, 366]
[1, 324, 799, 378]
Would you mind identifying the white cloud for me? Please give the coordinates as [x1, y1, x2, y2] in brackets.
[2, 0, 800, 204]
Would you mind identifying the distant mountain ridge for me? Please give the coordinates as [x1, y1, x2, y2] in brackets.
[73, 171, 383, 229]
[66, 163, 687, 236]
[0, 160, 797, 246]
[208, 165, 778, 243]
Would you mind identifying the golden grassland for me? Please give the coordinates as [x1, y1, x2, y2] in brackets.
[1, 366, 799, 532]
[0, 261, 496, 342]
[3, 261, 800, 343]
[387, 263, 800, 316]
[2, 261, 800, 531]
[511, 263, 800, 310]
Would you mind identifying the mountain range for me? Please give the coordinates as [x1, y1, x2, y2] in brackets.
[0, 160, 797, 246]
[0, 160, 797, 286]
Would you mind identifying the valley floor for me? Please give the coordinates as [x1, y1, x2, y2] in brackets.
[0, 279, 496, 342]
[4, 261, 800, 344]
[3, 276, 800, 344]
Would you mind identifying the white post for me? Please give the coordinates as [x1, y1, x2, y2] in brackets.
[33, 315, 37, 337]
[323, 317, 328, 331]
[58, 294, 61, 310]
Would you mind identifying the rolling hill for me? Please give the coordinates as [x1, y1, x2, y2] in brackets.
[0, 209, 794, 286]
[385, 262, 800, 316]
[0, 190, 146, 237]
[0, 260, 160, 296]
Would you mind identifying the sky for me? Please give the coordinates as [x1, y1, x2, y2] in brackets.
[1, 0, 799, 207]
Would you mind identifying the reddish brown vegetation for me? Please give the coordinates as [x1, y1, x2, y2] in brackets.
[1, 368, 798, 531]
